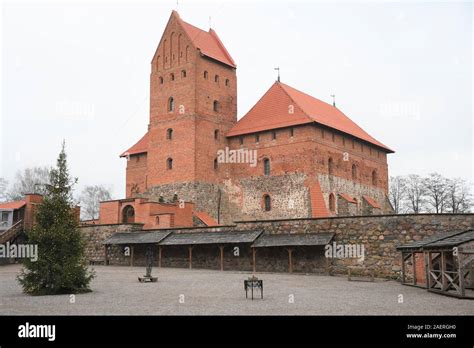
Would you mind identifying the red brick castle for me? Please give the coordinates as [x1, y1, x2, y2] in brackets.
[98, 11, 394, 228]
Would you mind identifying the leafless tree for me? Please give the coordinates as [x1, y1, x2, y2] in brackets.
[7, 166, 50, 201]
[0, 178, 8, 202]
[389, 176, 407, 214]
[445, 178, 472, 213]
[405, 174, 426, 213]
[423, 172, 449, 213]
[79, 185, 112, 220]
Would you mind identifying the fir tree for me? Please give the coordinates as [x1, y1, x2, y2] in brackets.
[18, 142, 94, 295]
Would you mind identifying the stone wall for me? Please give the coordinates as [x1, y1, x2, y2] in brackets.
[79, 214, 474, 279]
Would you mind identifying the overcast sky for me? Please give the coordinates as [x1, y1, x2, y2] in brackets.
[1, 0, 472, 199]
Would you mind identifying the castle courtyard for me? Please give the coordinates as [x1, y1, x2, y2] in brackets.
[0, 264, 472, 316]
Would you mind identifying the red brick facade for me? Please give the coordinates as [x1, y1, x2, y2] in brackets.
[110, 11, 394, 227]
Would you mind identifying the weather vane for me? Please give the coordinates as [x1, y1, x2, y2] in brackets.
[331, 94, 336, 107]
[274, 67, 280, 82]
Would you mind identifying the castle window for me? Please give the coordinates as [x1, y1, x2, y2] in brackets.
[332, 133, 335, 142]
[290, 127, 294, 137]
[255, 134, 260, 143]
[263, 158, 270, 176]
[213, 100, 220, 112]
[168, 97, 175, 112]
[214, 129, 219, 140]
[155, 216, 160, 226]
[352, 164, 358, 180]
[328, 157, 334, 175]
[170, 73, 175, 81]
[167, 158, 173, 170]
[214, 158, 218, 170]
[263, 194, 271, 211]
[122, 205, 135, 223]
[239, 136, 244, 145]
[181, 70, 186, 78]
[352, 140, 355, 149]
[215, 75, 219, 83]
[272, 131, 276, 140]
[329, 193, 336, 213]
[225, 79, 230, 87]
[167, 128, 173, 140]
[159, 76, 164, 84]
[204, 71, 208, 79]
[343, 137, 346, 146]
[372, 170, 377, 185]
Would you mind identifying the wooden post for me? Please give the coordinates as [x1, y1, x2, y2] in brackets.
[412, 252, 417, 286]
[287, 248, 293, 274]
[401, 252, 406, 284]
[104, 245, 109, 266]
[130, 245, 134, 267]
[252, 248, 256, 273]
[219, 245, 224, 271]
[188, 246, 193, 270]
[441, 251, 447, 291]
[458, 249, 465, 297]
[158, 246, 162, 268]
[427, 252, 433, 289]
[423, 252, 429, 289]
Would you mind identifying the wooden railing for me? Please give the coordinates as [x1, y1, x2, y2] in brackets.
[0, 220, 24, 244]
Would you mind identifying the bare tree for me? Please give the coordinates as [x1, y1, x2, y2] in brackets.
[423, 172, 449, 213]
[405, 174, 425, 213]
[389, 176, 407, 214]
[0, 178, 8, 202]
[445, 178, 472, 213]
[7, 167, 50, 201]
[79, 185, 112, 220]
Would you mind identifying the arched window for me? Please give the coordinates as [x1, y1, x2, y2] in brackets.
[155, 216, 160, 226]
[255, 134, 260, 143]
[263, 194, 271, 211]
[290, 127, 294, 137]
[214, 129, 219, 140]
[167, 128, 173, 140]
[329, 193, 336, 213]
[272, 131, 276, 140]
[225, 79, 230, 87]
[215, 75, 219, 83]
[159, 76, 164, 84]
[214, 158, 218, 170]
[204, 71, 208, 79]
[328, 157, 334, 175]
[352, 164, 358, 180]
[239, 136, 244, 145]
[122, 205, 135, 223]
[167, 158, 173, 170]
[181, 70, 186, 78]
[213, 100, 220, 112]
[168, 97, 174, 112]
[263, 158, 270, 176]
[372, 170, 377, 185]
[170, 73, 175, 81]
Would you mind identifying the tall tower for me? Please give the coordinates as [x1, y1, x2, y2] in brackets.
[122, 11, 237, 220]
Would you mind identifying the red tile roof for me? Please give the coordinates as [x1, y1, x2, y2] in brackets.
[339, 193, 357, 204]
[227, 82, 393, 153]
[363, 195, 381, 209]
[120, 132, 149, 158]
[310, 182, 330, 218]
[176, 12, 236, 68]
[193, 211, 220, 226]
[0, 200, 26, 210]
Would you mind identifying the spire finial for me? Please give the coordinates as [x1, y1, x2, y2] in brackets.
[331, 94, 336, 107]
[274, 67, 280, 82]
[176, 0, 179, 11]
[209, 16, 212, 29]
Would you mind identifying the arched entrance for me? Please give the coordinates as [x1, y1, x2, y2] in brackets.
[122, 205, 135, 223]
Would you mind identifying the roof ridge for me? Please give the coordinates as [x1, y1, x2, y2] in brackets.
[209, 28, 236, 67]
[276, 81, 315, 123]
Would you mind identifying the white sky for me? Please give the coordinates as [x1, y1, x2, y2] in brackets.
[1, 0, 472, 199]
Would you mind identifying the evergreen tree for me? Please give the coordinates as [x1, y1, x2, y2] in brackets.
[18, 142, 94, 295]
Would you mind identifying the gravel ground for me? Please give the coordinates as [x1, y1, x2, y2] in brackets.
[0, 264, 472, 315]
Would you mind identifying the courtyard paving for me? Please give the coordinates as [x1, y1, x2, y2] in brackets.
[0, 264, 472, 315]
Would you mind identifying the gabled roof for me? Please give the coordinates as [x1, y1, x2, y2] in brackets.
[120, 132, 149, 158]
[193, 211, 219, 227]
[227, 82, 394, 153]
[179, 16, 236, 68]
[0, 200, 26, 210]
